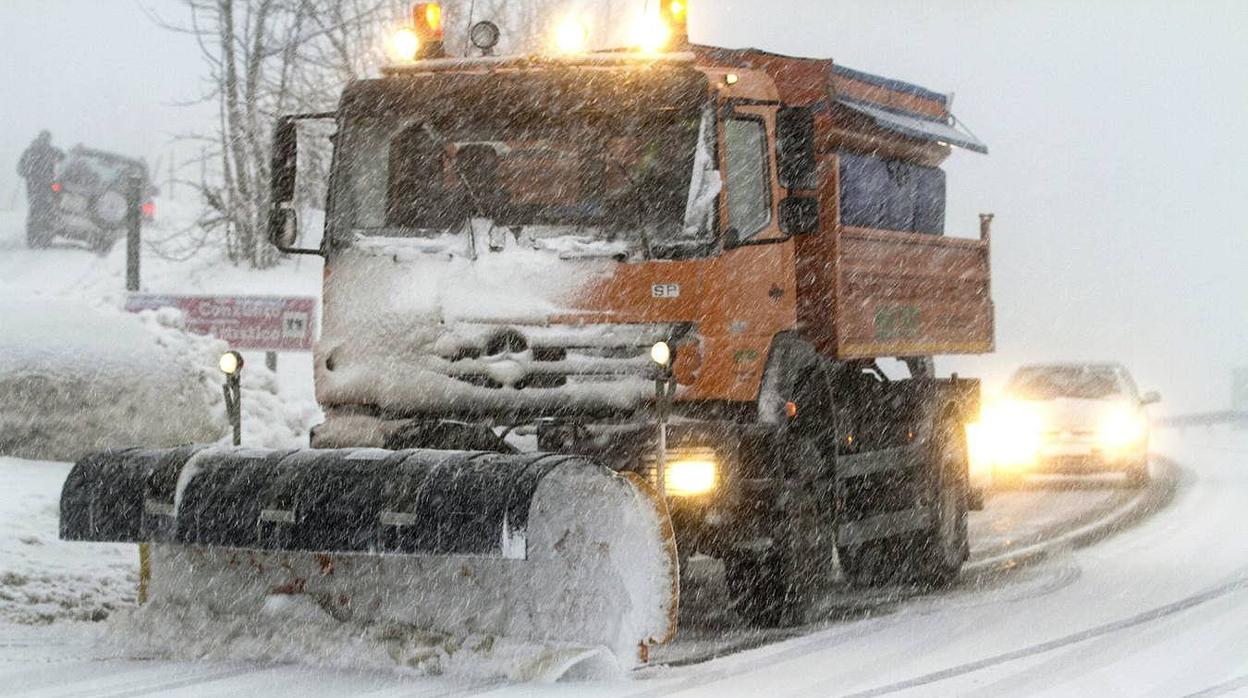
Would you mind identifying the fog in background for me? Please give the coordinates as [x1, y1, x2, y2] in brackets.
[1, 0, 1245, 414]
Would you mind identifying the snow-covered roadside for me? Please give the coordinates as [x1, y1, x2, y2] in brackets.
[0, 199, 324, 454]
[0, 458, 136, 625]
[0, 201, 322, 623]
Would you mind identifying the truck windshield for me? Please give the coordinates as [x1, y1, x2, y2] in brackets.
[341, 108, 704, 250]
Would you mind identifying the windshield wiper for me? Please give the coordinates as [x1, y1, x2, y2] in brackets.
[419, 122, 495, 260]
[604, 158, 653, 260]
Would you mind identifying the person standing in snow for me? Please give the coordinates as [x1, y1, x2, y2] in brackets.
[18, 130, 64, 247]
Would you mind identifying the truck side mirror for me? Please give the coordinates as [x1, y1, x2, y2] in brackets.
[779, 196, 820, 235]
[267, 113, 330, 256]
[776, 106, 817, 190]
[1140, 391, 1161, 406]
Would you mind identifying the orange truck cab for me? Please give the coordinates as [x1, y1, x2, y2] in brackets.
[267, 29, 993, 626]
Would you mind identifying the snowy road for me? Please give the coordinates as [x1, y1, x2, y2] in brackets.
[4, 428, 1234, 696]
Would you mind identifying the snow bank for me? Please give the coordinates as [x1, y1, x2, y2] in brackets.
[0, 458, 137, 625]
[0, 299, 223, 460]
[0, 297, 319, 460]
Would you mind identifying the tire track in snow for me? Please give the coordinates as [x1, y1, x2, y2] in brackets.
[812, 570, 1248, 698]
[11, 664, 284, 698]
[650, 458, 1179, 673]
[1184, 674, 1248, 697]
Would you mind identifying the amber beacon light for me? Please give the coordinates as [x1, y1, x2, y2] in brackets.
[412, 3, 445, 59]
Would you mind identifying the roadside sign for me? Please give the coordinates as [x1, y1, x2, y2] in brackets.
[1234, 368, 1248, 411]
[125, 294, 317, 351]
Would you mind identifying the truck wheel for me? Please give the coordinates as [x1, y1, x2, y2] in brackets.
[725, 339, 835, 626]
[725, 475, 824, 627]
[838, 407, 968, 588]
[838, 539, 907, 587]
[912, 407, 970, 586]
[725, 551, 795, 627]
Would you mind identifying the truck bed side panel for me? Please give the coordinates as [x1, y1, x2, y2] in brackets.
[835, 226, 993, 358]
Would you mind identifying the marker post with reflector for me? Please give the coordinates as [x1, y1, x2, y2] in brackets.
[125, 174, 142, 291]
[219, 351, 244, 446]
[652, 342, 677, 498]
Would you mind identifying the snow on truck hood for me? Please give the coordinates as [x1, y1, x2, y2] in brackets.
[316, 235, 662, 417]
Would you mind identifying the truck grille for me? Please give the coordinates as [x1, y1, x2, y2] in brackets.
[437, 323, 681, 391]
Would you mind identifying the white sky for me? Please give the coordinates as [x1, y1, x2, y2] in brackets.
[1, 0, 1245, 413]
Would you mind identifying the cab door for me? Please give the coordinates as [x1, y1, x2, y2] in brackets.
[692, 103, 798, 401]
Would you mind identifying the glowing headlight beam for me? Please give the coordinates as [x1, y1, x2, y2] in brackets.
[553, 16, 589, 54]
[632, 13, 671, 53]
[977, 399, 1043, 469]
[664, 458, 717, 497]
[1099, 407, 1147, 450]
[390, 27, 420, 61]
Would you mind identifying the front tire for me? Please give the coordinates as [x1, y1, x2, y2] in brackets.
[724, 337, 835, 627]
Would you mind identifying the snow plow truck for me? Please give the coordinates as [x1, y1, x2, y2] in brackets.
[60, 2, 993, 671]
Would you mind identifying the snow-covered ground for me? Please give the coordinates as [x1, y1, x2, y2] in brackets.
[0, 428, 1240, 695]
[0, 200, 323, 624]
[0, 458, 135, 626]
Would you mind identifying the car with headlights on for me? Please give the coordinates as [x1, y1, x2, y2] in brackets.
[972, 363, 1159, 487]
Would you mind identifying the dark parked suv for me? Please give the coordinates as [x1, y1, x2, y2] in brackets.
[38, 145, 156, 253]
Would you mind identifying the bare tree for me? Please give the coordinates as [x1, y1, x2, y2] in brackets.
[152, 0, 644, 267]
[151, 0, 399, 268]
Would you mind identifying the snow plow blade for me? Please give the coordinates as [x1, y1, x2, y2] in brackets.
[60, 446, 678, 669]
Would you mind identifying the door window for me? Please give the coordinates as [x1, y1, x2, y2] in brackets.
[723, 118, 771, 241]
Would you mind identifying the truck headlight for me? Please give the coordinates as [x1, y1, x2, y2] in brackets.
[664, 455, 717, 497]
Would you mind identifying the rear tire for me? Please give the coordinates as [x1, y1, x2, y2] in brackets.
[26, 220, 51, 249]
[912, 408, 970, 586]
[838, 407, 969, 588]
[838, 538, 907, 587]
[90, 229, 118, 255]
